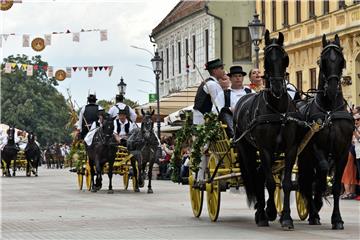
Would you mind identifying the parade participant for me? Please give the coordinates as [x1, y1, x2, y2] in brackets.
[108, 94, 137, 122]
[193, 58, 224, 124]
[0, 129, 7, 150]
[76, 94, 104, 140]
[218, 73, 231, 90]
[113, 109, 134, 146]
[285, 72, 301, 101]
[248, 68, 264, 92]
[84, 109, 107, 146]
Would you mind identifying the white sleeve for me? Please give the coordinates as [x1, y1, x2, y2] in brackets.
[129, 107, 137, 122]
[128, 122, 134, 133]
[204, 81, 221, 103]
[98, 105, 104, 111]
[76, 106, 85, 130]
[287, 84, 296, 100]
[113, 119, 118, 134]
[213, 91, 224, 113]
[108, 106, 117, 118]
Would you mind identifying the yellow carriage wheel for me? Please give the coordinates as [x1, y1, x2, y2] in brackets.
[206, 154, 221, 222]
[85, 162, 91, 191]
[274, 175, 283, 215]
[123, 172, 129, 190]
[77, 172, 83, 190]
[296, 191, 308, 221]
[189, 167, 203, 218]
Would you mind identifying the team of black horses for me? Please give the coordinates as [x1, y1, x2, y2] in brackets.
[234, 30, 353, 230]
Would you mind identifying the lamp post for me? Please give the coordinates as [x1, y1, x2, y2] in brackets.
[151, 50, 163, 139]
[248, 13, 265, 68]
[117, 76, 127, 95]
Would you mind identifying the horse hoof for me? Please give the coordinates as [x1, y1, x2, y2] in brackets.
[107, 189, 114, 194]
[257, 220, 269, 227]
[266, 206, 277, 221]
[332, 222, 344, 230]
[147, 189, 153, 194]
[35, 174, 38, 177]
[281, 220, 294, 230]
[91, 188, 97, 193]
[309, 218, 321, 225]
[134, 188, 140, 192]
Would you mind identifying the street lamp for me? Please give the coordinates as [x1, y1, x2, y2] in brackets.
[248, 13, 265, 68]
[117, 76, 127, 95]
[151, 50, 163, 139]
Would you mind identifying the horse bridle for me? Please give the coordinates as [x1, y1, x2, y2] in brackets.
[264, 43, 288, 99]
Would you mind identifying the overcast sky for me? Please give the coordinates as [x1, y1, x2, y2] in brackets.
[1, 0, 178, 107]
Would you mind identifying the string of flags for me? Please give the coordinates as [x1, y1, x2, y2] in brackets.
[3, 62, 113, 80]
[0, 29, 108, 51]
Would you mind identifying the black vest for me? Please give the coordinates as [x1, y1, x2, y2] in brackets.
[83, 104, 99, 130]
[224, 89, 231, 108]
[116, 120, 130, 134]
[193, 78, 214, 114]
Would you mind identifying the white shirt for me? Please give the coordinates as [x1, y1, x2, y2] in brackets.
[213, 87, 254, 112]
[108, 102, 137, 122]
[113, 119, 134, 138]
[76, 104, 104, 130]
[286, 81, 297, 100]
[193, 76, 223, 124]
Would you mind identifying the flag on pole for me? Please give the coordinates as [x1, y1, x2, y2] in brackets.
[73, 32, 80, 42]
[88, 67, 93, 77]
[100, 30, 108, 41]
[23, 34, 30, 47]
[66, 67, 72, 78]
[44, 34, 52, 46]
[47, 66, 53, 77]
[108, 66, 113, 76]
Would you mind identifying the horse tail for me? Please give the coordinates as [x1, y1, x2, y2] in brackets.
[236, 138, 258, 206]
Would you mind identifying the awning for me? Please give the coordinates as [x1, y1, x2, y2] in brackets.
[136, 86, 197, 115]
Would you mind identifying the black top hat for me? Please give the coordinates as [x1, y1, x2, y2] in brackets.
[205, 58, 224, 70]
[227, 66, 247, 77]
[87, 94, 97, 102]
[116, 94, 124, 102]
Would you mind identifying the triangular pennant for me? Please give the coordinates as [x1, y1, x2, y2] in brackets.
[94, 66, 98, 71]
[72, 67, 77, 72]
[22, 64, 28, 70]
[104, 66, 108, 71]
[108, 66, 113, 77]
[43, 65, 48, 71]
[3, 34, 9, 41]
[66, 30, 71, 34]
[84, 67, 88, 71]
[78, 67, 83, 71]
[99, 66, 103, 71]
[11, 63, 17, 68]
[17, 63, 22, 70]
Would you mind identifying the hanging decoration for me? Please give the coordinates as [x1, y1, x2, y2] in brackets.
[0, 0, 13, 11]
[55, 70, 67, 81]
[31, 37, 45, 52]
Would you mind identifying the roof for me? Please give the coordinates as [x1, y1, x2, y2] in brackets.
[151, 0, 207, 37]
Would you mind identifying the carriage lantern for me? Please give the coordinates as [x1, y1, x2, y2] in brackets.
[151, 50, 163, 139]
[248, 13, 265, 68]
[117, 77, 127, 95]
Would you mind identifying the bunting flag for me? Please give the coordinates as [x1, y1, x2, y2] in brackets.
[72, 32, 80, 42]
[3, 34, 9, 41]
[22, 34, 30, 47]
[2, 62, 113, 78]
[44, 34, 51, 46]
[100, 29, 107, 41]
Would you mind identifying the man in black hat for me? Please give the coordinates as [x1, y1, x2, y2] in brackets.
[113, 108, 134, 146]
[108, 94, 137, 122]
[193, 58, 224, 124]
[76, 94, 104, 140]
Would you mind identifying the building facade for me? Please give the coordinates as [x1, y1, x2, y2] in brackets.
[256, 0, 360, 106]
[151, 0, 256, 99]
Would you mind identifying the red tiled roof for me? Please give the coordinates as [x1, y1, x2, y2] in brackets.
[151, 0, 207, 36]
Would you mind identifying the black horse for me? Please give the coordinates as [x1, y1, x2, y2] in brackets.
[233, 30, 300, 229]
[24, 132, 41, 177]
[1, 127, 19, 177]
[128, 109, 160, 193]
[298, 34, 354, 230]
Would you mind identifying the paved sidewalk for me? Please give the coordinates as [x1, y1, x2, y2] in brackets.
[1, 167, 359, 239]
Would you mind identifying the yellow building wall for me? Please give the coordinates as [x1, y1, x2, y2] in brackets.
[256, 0, 360, 106]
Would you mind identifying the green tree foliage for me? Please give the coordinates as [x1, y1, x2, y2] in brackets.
[1, 54, 71, 146]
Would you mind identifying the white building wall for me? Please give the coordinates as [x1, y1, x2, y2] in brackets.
[155, 12, 216, 98]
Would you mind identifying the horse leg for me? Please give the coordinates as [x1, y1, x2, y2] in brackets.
[147, 157, 154, 194]
[280, 146, 297, 230]
[12, 158, 16, 176]
[131, 157, 140, 192]
[107, 162, 114, 194]
[255, 165, 268, 226]
[89, 160, 97, 192]
[26, 159, 31, 177]
[95, 157, 103, 191]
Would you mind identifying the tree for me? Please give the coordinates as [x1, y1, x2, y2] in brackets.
[1, 54, 71, 146]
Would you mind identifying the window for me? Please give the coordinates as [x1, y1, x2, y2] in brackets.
[296, 0, 301, 23]
[310, 68, 317, 89]
[185, 39, 189, 68]
[205, 29, 209, 63]
[296, 71, 303, 91]
[323, 0, 329, 14]
[309, 0, 315, 18]
[339, 0, 346, 9]
[172, 45, 174, 76]
[166, 48, 169, 79]
[161, 51, 164, 80]
[232, 27, 251, 61]
[178, 42, 181, 74]
[283, 0, 289, 27]
[272, 0, 277, 31]
[192, 35, 196, 69]
[355, 0, 360, 4]
[261, 0, 266, 27]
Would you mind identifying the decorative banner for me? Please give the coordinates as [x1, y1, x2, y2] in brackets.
[100, 30, 107, 41]
[66, 67, 71, 78]
[55, 70, 66, 81]
[88, 67, 93, 77]
[4, 63, 12, 73]
[44, 34, 51, 46]
[22, 34, 29, 47]
[3, 34, 9, 41]
[72, 32, 80, 42]
[108, 66, 113, 76]
[26, 65, 33, 76]
[0, 0, 13, 11]
[47, 66, 53, 77]
[31, 37, 45, 51]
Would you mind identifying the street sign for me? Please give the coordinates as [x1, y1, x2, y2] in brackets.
[149, 93, 158, 103]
